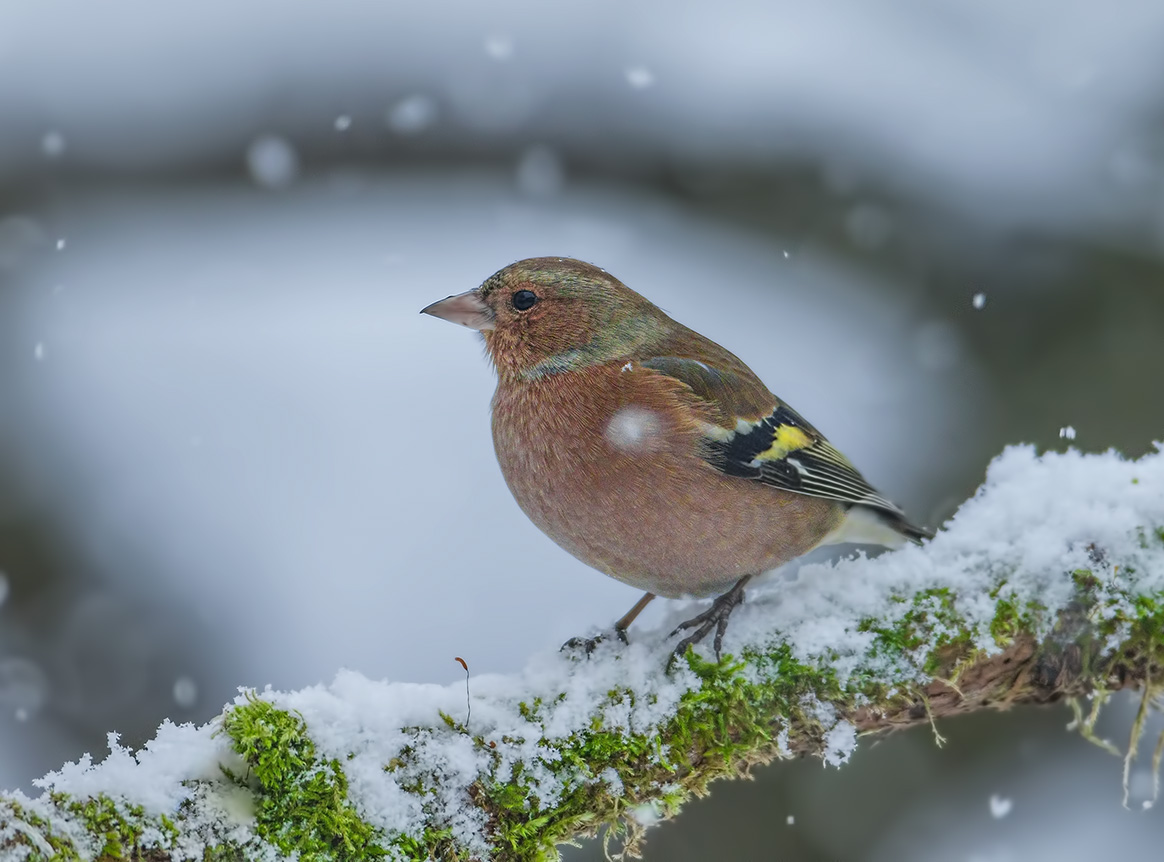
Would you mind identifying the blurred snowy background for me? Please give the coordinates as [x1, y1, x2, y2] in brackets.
[2, 0, 1164, 858]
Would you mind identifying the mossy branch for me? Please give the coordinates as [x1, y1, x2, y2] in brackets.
[3, 445, 1164, 862]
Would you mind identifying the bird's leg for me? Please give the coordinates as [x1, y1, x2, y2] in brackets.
[613, 592, 656, 643]
[669, 575, 753, 661]
[561, 592, 656, 657]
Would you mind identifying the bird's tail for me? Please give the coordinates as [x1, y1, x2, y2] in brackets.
[884, 509, 933, 544]
[822, 504, 933, 549]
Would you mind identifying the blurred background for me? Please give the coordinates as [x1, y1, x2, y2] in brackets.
[1, 1, 1163, 858]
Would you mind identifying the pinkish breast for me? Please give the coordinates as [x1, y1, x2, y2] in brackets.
[490, 366, 842, 598]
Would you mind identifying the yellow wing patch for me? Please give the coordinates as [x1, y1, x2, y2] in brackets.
[754, 424, 812, 461]
[703, 402, 928, 539]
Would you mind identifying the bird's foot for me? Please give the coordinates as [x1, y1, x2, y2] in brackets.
[560, 627, 630, 659]
[668, 575, 752, 664]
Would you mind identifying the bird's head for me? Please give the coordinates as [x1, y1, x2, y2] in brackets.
[421, 257, 671, 380]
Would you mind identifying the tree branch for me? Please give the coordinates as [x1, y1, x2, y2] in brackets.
[3, 445, 1163, 862]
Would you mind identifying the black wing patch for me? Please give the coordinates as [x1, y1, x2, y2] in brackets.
[704, 404, 906, 516]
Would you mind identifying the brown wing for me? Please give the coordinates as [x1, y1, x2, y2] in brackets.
[635, 352, 926, 538]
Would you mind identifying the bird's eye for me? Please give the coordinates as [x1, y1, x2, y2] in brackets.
[512, 289, 539, 311]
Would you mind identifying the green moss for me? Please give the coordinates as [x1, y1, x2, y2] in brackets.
[470, 637, 883, 859]
[17, 791, 175, 862]
[476, 643, 852, 861]
[517, 698, 544, 722]
[990, 594, 1042, 647]
[2, 782, 248, 862]
[1, 798, 82, 862]
[857, 587, 976, 674]
[9, 522, 1164, 862]
[1129, 596, 1164, 665]
[220, 694, 386, 862]
[388, 825, 457, 861]
[71, 795, 144, 859]
[1071, 568, 1099, 593]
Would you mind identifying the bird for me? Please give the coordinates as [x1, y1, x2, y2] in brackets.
[421, 257, 930, 659]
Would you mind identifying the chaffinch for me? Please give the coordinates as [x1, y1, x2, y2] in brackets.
[422, 257, 930, 658]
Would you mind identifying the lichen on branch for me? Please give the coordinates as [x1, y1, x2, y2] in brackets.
[3, 445, 1164, 862]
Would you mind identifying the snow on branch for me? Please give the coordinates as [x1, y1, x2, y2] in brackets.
[3, 445, 1164, 862]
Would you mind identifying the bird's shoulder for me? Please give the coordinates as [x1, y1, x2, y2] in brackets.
[627, 323, 780, 425]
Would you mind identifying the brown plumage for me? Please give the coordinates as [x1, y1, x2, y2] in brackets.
[422, 257, 930, 657]
[490, 362, 844, 599]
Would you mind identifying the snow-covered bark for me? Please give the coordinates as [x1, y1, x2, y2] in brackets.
[2, 445, 1163, 862]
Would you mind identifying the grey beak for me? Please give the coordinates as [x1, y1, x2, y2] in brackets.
[420, 290, 496, 331]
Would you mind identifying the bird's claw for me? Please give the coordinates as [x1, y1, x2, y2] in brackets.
[560, 627, 630, 660]
[668, 576, 750, 665]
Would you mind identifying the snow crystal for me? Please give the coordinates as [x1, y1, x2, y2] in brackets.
[257, 642, 698, 853]
[4, 811, 56, 856]
[55, 239, 65, 251]
[41, 131, 66, 158]
[822, 720, 857, 767]
[629, 802, 663, 826]
[989, 793, 1013, 819]
[173, 676, 198, 709]
[33, 722, 241, 817]
[484, 36, 513, 61]
[1060, 425, 1077, 440]
[333, 115, 352, 132]
[246, 135, 300, 190]
[786, 814, 795, 825]
[33, 342, 44, 361]
[774, 726, 791, 758]
[386, 95, 437, 135]
[600, 767, 625, 797]
[625, 66, 655, 89]
[972, 292, 987, 310]
[604, 406, 664, 452]
[720, 445, 1164, 685]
